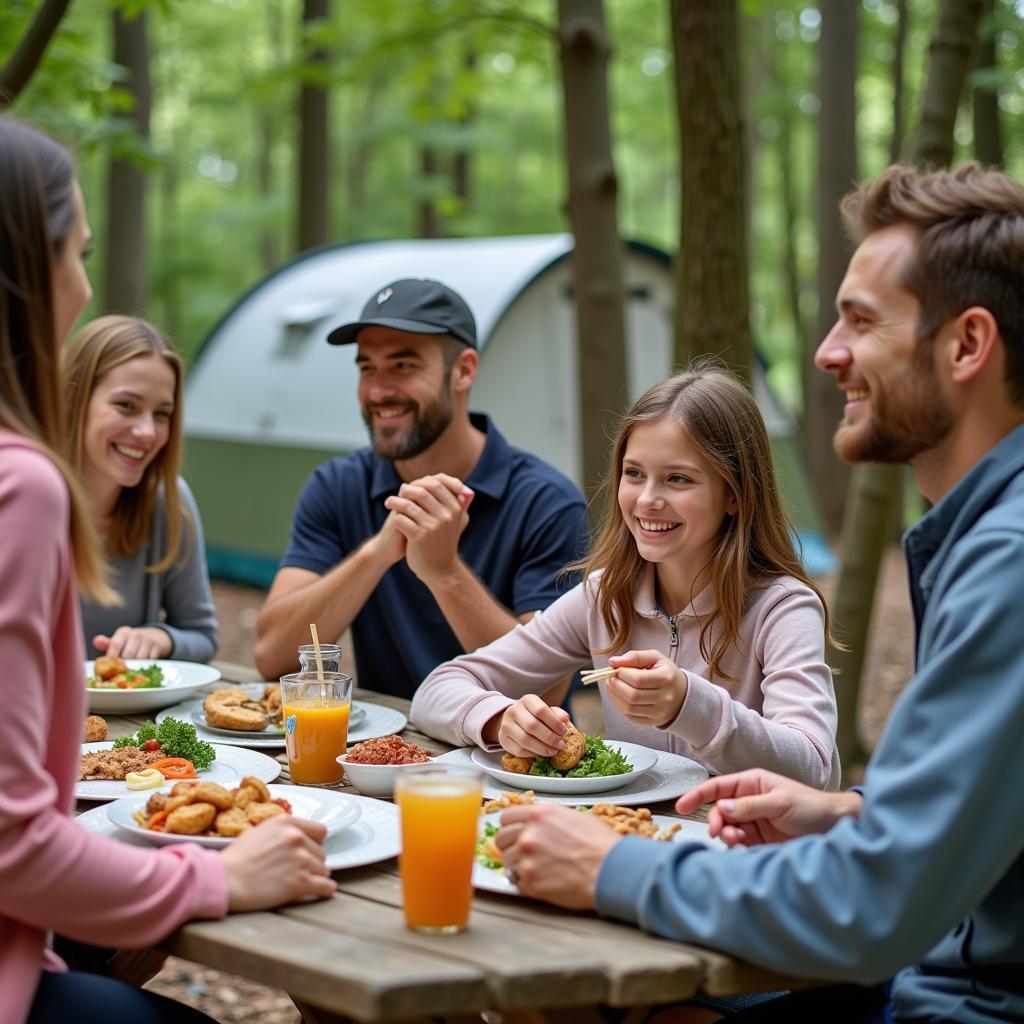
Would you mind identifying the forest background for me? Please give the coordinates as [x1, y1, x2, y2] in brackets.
[3, 0, 1021, 780]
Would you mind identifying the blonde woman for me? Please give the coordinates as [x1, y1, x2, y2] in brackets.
[64, 316, 217, 662]
[412, 368, 840, 788]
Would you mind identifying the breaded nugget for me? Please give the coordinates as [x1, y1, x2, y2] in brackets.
[204, 687, 251, 706]
[83, 715, 108, 742]
[246, 801, 286, 825]
[94, 655, 126, 680]
[552, 724, 586, 771]
[214, 806, 252, 837]
[232, 783, 261, 809]
[261, 685, 281, 714]
[188, 782, 235, 810]
[166, 802, 217, 835]
[204, 700, 268, 731]
[237, 775, 270, 802]
[500, 752, 534, 775]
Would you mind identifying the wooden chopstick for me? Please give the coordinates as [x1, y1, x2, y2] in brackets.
[580, 666, 618, 685]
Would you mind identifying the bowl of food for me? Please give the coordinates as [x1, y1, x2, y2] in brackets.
[85, 657, 221, 714]
[338, 735, 433, 798]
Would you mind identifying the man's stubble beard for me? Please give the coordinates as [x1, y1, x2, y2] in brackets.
[364, 387, 454, 462]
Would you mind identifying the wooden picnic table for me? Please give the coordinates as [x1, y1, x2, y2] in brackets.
[87, 659, 812, 1024]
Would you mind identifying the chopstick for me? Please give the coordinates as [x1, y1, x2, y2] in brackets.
[580, 666, 619, 686]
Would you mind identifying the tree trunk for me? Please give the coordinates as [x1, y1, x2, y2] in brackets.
[778, 92, 810, 361]
[103, 8, 150, 316]
[417, 146, 442, 238]
[557, 0, 629, 506]
[453, 50, 477, 208]
[889, 0, 909, 164]
[806, 0, 858, 538]
[830, 0, 984, 782]
[972, 0, 1003, 167]
[296, 0, 330, 252]
[0, 0, 73, 106]
[912, 0, 984, 168]
[159, 137, 181, 342]
[670, 0, 752, 384]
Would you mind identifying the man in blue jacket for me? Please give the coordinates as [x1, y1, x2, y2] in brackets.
[496, 164, 1024, 1023]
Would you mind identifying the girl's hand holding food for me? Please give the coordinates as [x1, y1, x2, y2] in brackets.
[493, 694, 569, 758]
[221, 814, 336, 911]
[93, 625, 173, 660]
[604, 650, 688, 728]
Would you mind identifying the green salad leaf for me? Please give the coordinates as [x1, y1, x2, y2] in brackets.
[475, 822, 503, 870]
[132, 664, 165, 688]
[113, 718, 216, 771]
[529, 735, 633, 779]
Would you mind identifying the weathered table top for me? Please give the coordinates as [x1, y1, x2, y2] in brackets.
[86, 659, 811, 1024]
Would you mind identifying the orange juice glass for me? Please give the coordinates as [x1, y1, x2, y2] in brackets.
[395, 765, 484, 934]
[280, 671, 352, 785]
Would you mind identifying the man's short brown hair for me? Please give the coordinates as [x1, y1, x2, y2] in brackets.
[841, 163, 1024, 408]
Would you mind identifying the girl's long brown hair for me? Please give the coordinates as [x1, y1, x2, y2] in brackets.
[0, 117, 113, 602]
[64, 316, 189, 573]
[579, 366, 834, 680]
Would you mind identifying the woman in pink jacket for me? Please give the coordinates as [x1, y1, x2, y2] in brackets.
[0, 117, 336, 1024]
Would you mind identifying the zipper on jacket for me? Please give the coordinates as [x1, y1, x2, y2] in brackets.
[667, 615, 678, 651]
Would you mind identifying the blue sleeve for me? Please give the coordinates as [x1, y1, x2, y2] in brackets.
[595, 526, 1024, 983]
[511, 487, 588, 616]
[279, 463, 348, 575]
[153, 479, 218, 663]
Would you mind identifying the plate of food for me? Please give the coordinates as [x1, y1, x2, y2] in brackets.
[472, 801, 725, 896]
[77, 718, 281, 801]
[106, 781, 362, 849]
[156, 687, 404, 749]
[469, 726, 658, 795]
[193, 685, 365, 738]
[85, 657, 221, 714]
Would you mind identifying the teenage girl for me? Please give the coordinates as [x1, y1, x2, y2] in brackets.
[411, 368, 840, 788]
[0, 116, 335, 1024]
[64, 316, 218, 662]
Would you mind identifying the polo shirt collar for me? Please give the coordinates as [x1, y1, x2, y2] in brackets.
[368, 412, 513, 501]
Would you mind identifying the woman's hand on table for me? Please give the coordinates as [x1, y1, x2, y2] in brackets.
[494, 694, 570, 758]
[603, 650, 687, 728]
[92, 625, 173, 660]
[496, 803, 621, 910]
[675, 769, 863, 848]
[221, 815, 336, 911]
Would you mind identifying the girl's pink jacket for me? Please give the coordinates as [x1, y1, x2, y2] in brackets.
[0, 432, 227, 1024]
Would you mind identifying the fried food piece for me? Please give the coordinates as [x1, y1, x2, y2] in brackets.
[166, 802, 217, 835]
[261, 685, 282, 722]
[214, 806, 252, 837]
[500, 753, 534, 775]
[204, 698, 268, 731]
[188, 782, 235, 810]
[94, 655, 126, 680]
[246, 801, 286, 825]
[145, 791, 168, 816]
[238, 776, 270, 802]
[83, 715, 108, 742]
[482, 790, 536, 813]
[551, 724, 586, 771]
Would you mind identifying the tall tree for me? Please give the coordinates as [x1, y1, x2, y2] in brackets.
[0, 0, 73, 106]
[103, 7, 151, 315]
[830, 0, 984, 780]
[296, 0, 330, 252]
[557, 0, 628, 503]
[670, 0, 752, 384]
[972, 0, 1004, 167]
[889, 0, 909, 164]
[806, 0, 858, 538]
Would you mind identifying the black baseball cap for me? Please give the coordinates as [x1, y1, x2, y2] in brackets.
[327, 278, 477, 349]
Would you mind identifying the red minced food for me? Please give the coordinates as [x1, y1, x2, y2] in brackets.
[345, 735, 431, 765]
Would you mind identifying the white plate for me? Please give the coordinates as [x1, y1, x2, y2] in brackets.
[86, 659, 222, 714]
[78, 791, 400, 871]
[470, 740, 658, 795]
[436, 746, 709, 807]
[105, 784, 361, 849]
[473, 811, 725, 896]
[157, 689, 406, 749]
[76, 742, 281, 802]
[191, 702, 366, 739]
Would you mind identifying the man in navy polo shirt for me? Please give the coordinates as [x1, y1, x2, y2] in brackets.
[254, 278, 588, 698]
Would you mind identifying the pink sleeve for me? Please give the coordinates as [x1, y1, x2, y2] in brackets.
[666, 587, 839, 788]
[411, 583, 592, 746]
[0, 446, 228, 947]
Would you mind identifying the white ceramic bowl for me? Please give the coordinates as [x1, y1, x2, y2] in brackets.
[86, 659, 221, 713]
[337, 754, 432, 798]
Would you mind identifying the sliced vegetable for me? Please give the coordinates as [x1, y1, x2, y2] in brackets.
[149, 757, 197, 779]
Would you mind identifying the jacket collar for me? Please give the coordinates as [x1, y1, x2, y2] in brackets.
[632, 563, 717, 619]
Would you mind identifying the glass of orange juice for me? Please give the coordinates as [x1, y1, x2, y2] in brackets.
[394, 764, 484, 934]
[280, 671, 353, 785]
